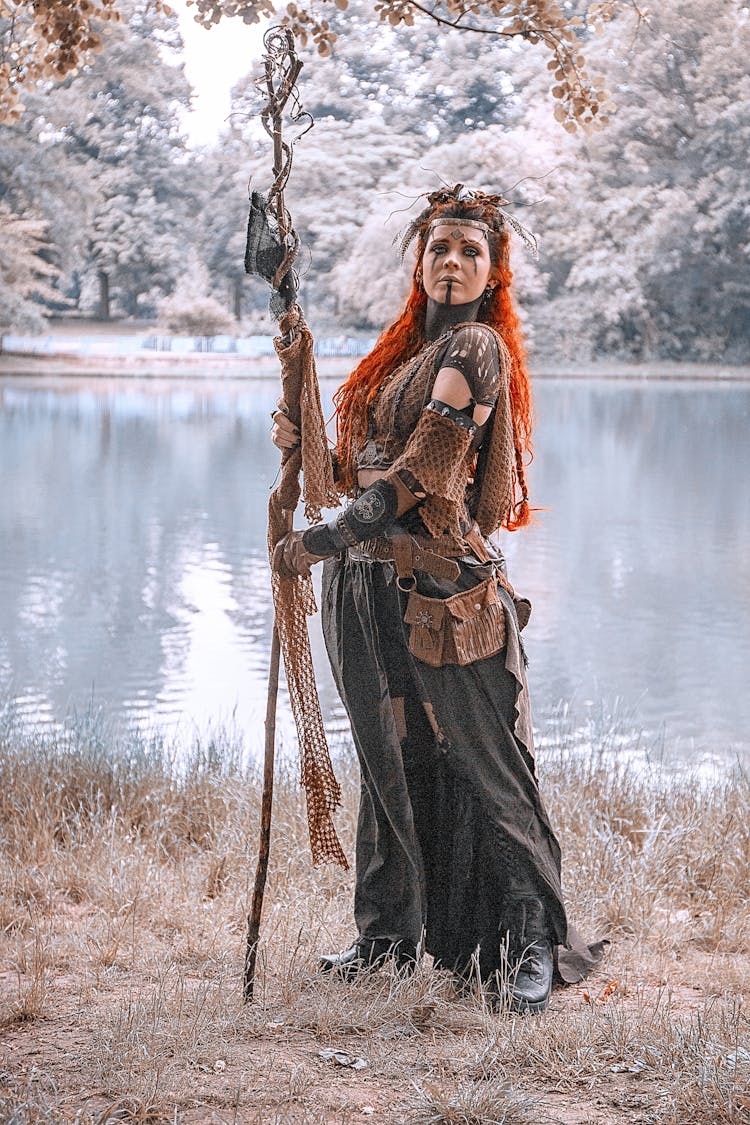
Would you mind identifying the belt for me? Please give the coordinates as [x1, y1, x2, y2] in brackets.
[349, 527, 517, 598]
[350, 533, 462, 582]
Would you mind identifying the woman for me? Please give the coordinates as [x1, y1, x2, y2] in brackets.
[271, 184, 599, 1014]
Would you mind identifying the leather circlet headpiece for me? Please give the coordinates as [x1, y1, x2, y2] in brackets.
[427, 217, 490, 240]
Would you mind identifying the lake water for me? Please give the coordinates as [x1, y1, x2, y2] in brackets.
[1, 372, 749, 768]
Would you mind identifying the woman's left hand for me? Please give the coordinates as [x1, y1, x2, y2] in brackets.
[271, 400, 300, 450]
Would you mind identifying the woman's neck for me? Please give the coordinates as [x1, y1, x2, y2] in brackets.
[424, 295, 483, 341]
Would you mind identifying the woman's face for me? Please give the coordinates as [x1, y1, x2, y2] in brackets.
[422, 222, 493, 306]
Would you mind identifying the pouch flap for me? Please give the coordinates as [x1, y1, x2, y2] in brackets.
[444, 577, 499, 622]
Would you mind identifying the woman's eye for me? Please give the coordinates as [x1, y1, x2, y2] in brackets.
[431, 245, 447, 255]
[464, 246, 479, 257]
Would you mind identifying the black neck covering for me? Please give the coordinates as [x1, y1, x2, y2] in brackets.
[424, 294, 483, 341]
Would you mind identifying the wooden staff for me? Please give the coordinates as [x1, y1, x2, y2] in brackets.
[243, 28, 303, 1004]
[243, 623, 281, 1002]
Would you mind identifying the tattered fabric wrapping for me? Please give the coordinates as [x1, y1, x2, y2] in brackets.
[390, 407, 476, 539]
[269, 305, 347, 868]
[471, 334, 515, 537]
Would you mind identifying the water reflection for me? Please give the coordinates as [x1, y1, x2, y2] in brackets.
[1, 374, 748, 764]
[505, 379, 750, 763]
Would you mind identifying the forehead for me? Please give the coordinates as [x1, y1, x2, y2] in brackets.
[427, 222, 488, 247]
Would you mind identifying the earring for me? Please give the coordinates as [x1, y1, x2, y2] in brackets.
[482, 285, 494, 301]
[415, 268, 423, 288]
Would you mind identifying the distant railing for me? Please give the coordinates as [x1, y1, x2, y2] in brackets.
[0, 333, 376, 359]
[313, 337, 376, 357]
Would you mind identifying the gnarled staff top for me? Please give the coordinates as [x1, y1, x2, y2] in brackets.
[254, 26, 312, 289]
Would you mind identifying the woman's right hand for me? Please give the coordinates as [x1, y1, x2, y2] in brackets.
[270, 399, 300, 450]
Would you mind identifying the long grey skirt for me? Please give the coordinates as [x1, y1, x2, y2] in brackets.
[321, 551, 601, 982]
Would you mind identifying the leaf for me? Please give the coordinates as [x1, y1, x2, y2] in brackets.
[319, 1048, 368, 1070]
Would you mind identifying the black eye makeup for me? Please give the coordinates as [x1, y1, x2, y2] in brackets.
[429, 241, 483, 256]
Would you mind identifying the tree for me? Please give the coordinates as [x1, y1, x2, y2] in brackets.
[156, 257, 236, 334]
[0, 204, 60, 332]
[0, 0, 125, 122]
[43, 0, 195, 317]
[192, 126, 267, 324]
[289, 7, 522, 136]
[526, 0, 750, 360]
[0, 81, 87, 273]
[0, 0, 201, 325]
[225, 0, 548, 329]
[2, 0, 637, 129]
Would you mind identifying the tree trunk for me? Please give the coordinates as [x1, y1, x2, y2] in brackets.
[233, 278, 242, 321]
[98, 271, 110, 321]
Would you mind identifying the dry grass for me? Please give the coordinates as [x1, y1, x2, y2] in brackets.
[0, 708, 749, 1124]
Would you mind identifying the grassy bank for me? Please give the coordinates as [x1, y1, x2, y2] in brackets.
[0, 714, 748, 1124]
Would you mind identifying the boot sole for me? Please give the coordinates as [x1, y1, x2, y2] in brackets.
[507, 991, 551, 1015]
[319, 954, 417, 980]
[319, 956, 377, 979]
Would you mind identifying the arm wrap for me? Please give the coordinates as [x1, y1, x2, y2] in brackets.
[302, 478, 399, 556]
[388, 402, 476, 538]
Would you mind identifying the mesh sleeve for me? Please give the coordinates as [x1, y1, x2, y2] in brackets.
[438, 324, 502, 406]
[389, 403, 475, 537]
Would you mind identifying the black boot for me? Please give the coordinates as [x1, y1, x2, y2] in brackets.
[499, 896, 553, 1014]
[319, 937, 417, 980]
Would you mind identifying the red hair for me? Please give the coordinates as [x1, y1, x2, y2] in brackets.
[334, 202, 534, 530]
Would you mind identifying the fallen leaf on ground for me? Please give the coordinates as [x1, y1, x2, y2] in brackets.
[318, 1048, 368, 1070]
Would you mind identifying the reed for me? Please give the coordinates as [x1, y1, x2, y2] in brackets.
[0, 708, 748, 1123]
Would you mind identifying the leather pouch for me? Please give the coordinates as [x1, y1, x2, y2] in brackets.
[404, 576, 506, 667]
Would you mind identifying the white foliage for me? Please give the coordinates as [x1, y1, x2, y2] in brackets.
[328, 200, 410, 328]
[156, 258, 235, 335]
[0, 205, 60, 333]
[1, 0, 748, 361]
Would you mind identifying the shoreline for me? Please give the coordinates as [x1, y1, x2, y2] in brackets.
[2, 350, 750, 381]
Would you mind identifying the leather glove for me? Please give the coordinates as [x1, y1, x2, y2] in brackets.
[272, 530, 328, 580]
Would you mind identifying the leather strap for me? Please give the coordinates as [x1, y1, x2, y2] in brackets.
[465, 527, 491, 564]
[466, 527, 517, 598]
[410, 546, 461, 581]
[358, 535, 465, 559]
[392, 536, 415, 584]
[352, 533, 461, 582]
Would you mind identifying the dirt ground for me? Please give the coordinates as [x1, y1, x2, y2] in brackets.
[1, 730, 749, 1123]
[1, 932, 748, 1124]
